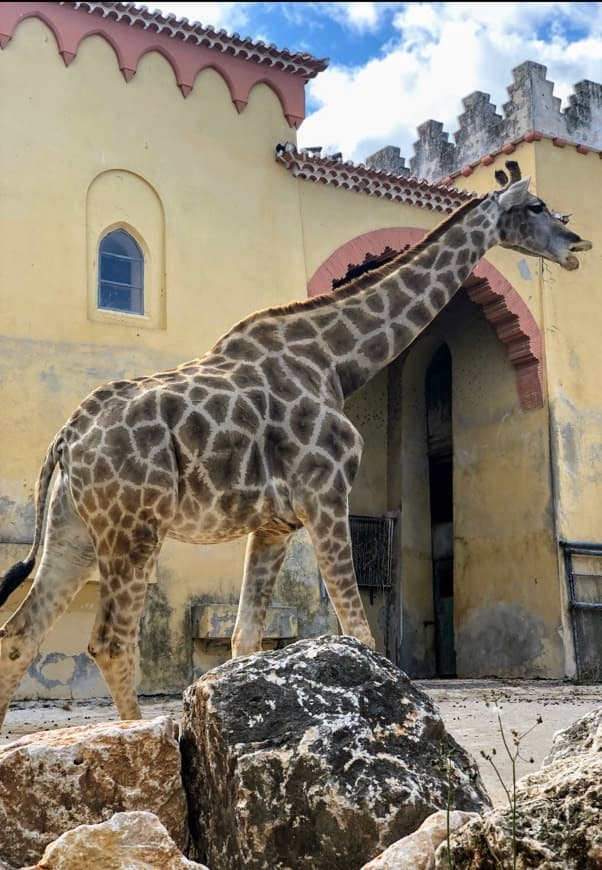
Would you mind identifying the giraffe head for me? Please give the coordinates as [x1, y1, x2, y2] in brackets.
[490, 161, 592, 270]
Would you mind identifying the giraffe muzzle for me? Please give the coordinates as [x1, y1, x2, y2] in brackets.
[569, 239, 593, 252]
[562, 238, 592, 270]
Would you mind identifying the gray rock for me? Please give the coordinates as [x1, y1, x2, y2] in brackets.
[435, 706, 602, 868]
[181, 635, 490, 870]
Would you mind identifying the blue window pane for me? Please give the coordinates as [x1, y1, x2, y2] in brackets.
[98, 230, 144, 315]
[101, 229, 141, 258]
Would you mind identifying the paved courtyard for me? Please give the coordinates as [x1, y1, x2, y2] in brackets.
[2, 679, 600, 807]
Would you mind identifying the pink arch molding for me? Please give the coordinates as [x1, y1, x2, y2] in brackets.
[307, 227, 544, 412]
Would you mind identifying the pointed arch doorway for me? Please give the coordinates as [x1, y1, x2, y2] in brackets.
[426, 344, 456, 676]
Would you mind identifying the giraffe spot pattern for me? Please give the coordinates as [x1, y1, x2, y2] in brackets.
[284, 320, 318, 342]
[322, 320, 356, 355]
[160, 393, 186, 426]
[178, 411, 211, 455]
[456, 247, 471, 266]
[387, 289, 413, 319]
[291, 341, 332, 371]
[407, 301, 432, 327]
[205, 394, 231, 425]
[417, 244, 440, 269]
[430, 288, 447, 310]
[365, 294, 385, 313]
[231, 396, 260, 431]
[247, 322, 284, 351]
[262, 357, 302, 401]
[223, 337, 262, 361]
[440, 271, 458, 291]
[134, 424, 166, 458]
[337, 360, 367, 397]
[359, 333, 389, 364]
[290, 397, 320, 444]
[401, 269, 430, 294]
[343, 306, 385, 334]
[435, 249, 453, 269]
[447, 226, 467, 246]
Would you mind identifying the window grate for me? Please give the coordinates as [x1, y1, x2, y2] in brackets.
[349, 514, 397, 590]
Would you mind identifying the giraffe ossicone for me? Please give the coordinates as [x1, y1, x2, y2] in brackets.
[0, 166, 591, 727]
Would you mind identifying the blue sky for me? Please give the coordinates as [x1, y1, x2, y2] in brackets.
[135, 3, 602, 163]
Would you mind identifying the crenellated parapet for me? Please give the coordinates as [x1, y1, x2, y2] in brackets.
[366, 62, 602, 183]
[361, 146, 410, 177]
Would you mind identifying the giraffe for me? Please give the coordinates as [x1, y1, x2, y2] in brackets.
[0, 165, 591, 728]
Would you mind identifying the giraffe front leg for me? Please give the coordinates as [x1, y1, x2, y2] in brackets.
[0, 476, 95, 730]
[302, 497, 375, 651]
[231, 529, 293, 658]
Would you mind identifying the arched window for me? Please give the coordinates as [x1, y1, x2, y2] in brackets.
[98, 229, 144, 314]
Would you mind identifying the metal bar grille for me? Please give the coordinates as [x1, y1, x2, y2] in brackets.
[560, 541, 602, 682]
[349, 514, 397, 590]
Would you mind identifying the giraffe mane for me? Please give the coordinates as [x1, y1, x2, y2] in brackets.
[229, 194, 486, 336]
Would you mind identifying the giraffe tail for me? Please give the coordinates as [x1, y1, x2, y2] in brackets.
[0, 435, 61, 608]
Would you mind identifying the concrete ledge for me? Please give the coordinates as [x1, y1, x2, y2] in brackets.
[191, 604, 298, 641]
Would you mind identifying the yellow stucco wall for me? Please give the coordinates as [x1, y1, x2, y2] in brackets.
[0, 18, 316, 698]
[1, 16, 598, 699]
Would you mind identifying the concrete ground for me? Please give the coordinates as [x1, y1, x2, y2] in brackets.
[2, 679, 601, 807]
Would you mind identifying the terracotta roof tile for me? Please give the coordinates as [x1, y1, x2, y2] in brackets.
[275, 145, 472, 212]
[60, 1, 328, 78]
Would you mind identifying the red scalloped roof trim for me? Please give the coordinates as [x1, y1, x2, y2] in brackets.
[0, 2, 318, 126]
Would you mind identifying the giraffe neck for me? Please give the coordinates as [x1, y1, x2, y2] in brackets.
[309, 195, 498, 399]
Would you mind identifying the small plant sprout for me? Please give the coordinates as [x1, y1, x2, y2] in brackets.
[480, 695, 544, 870]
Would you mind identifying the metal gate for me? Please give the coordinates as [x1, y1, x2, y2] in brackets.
[561, 540, 602, 682]
[349, 514, 397, 602]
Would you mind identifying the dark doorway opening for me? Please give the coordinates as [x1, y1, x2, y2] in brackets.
[426, 345, 456, 676]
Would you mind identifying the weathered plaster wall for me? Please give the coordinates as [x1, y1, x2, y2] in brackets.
[0, 17, 440, 700]
[346, 372, 390, 654]
[2, 17, 596, 698]
[535, 140, 601, 543]
[390, 292, 562, 678]
[0, 18, 309, 699]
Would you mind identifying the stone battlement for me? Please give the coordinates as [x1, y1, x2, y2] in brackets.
[366, 62, 602, 183]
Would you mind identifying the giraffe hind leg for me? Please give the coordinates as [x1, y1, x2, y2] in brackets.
[88, 524, 164, 721]
[0, 475, 96, 730]
[231, 529, 293, 658]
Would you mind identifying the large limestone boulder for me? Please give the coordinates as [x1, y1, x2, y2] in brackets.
[181, 635, 490, 870]
[26, 811, 207, 870]
[0, 716, 188, 867]
[435, 706, 602, 868]
[361, 810, 478, 869]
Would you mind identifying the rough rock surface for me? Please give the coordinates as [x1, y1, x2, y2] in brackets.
[361, 810, 478, 869]
[26, 811, 206, 870]
[435, 706, 602, 868]
[0, 716, 188, 867]
[181, 635, 490, 870]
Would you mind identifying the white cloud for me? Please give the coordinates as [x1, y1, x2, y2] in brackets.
[299, 2, 602, 163]
[132, 2, 601, 165]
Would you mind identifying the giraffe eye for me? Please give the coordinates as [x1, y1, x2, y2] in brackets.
[528, 203, 544, 214]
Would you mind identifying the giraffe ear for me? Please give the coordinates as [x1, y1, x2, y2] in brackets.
[495, 169, 509, 187]
[497, 177, 531, 211]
